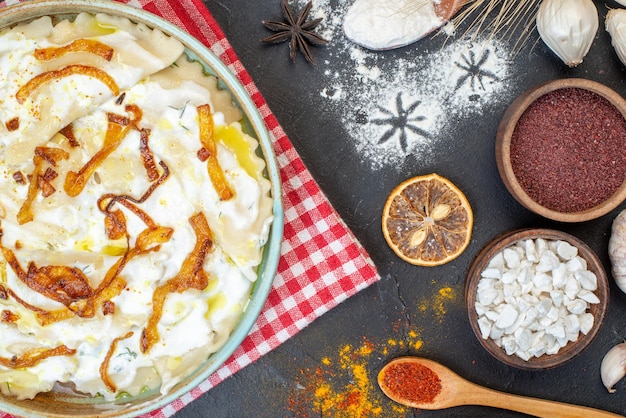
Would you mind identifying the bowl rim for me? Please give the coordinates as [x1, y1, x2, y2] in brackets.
[495, 77, 626, 222]
[465, 228, 609, 370]
[0, 1, 284, 417]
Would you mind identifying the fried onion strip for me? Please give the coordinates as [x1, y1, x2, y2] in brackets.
[16, 65, 119, 104]
[104, 209, 127, 241]
[139, 128, 159, 182]
[65, 106, 143, 198]
[1, 242, 93, 308]
[1, 310, 19, 324]
[17, 147, 69, 224]
[37, 275, 127, 326]
[197, 104, 233, 200]
[0, 284, 49, 316]
[97, 160, 170, 231]
[0, 345, 76, 369]
[59, 124, 80, 147]
[64, 121, 129, 197]
[99, 331, 134, 393]
[141, 212, 213, 353]
[5, 117, 19, 132]
[34, 39, 114, 61]
[16, 155, 45, 225]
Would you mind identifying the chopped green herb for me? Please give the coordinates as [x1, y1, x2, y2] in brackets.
[179, 100, 190, 119]
[117, 347, 137, 359]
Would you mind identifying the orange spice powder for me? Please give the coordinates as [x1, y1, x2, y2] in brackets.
[288, 331, 425, 416]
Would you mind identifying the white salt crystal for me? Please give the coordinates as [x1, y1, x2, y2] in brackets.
[536, 298, 552, 316]
[566, 256, 587, 272]
[478, 317, 492, 339]
[481, 268, 502, 279]
[487, 252, 505, 269]
[552, 264, 567, 288]
[515, 328, 532, 352]
[537, 251, 560, 272]
[520, 307, 539, 327]
[563, 314, 580, 335]
[490, 326, 504, 340]
[564, 277, 580, 299]
[525, 239, 538, 262]
[502, 336, 518, 355]
[532, 273, 552, 292]
[575, 270, 597, 291]
[501, 270, 517, 284]
[566, 299, 588, 315]
[577, 290, 600, 304]
[556, 241, 578, 260]
[536, 238, 548, 257]
[495, 304, 519, 329]
[503, 247, 521, 269]
[546, 323, 566, 339]
[478, 287, 499, 306]
[517, 266, 532, 284]
[546, 305, 560, 322]
[550, 289, 564, 307]
[580, 313, 595, 335]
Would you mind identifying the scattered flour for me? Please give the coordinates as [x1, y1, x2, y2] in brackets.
[304, 0, 516, 170]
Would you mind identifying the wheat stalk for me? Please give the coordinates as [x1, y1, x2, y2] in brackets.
[400, 0, 542, 53]
[453, 0, 541, 46]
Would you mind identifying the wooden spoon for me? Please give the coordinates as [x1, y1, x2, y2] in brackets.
[435, 0, 471, 22]
[378, 357, 622, 417]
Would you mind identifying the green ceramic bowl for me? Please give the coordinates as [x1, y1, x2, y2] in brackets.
[0, 1, 283, 416]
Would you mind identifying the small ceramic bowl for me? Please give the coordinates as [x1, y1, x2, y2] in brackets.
[465, 228, 609, 369]
[496, 78, 626, 222]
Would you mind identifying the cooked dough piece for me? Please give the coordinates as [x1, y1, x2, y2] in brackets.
[0, 13, 184, 164]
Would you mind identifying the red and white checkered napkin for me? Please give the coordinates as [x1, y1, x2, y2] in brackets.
[0, 0, 380, 416]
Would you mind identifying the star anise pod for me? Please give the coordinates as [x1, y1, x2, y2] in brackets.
[261, 0, 329, 64]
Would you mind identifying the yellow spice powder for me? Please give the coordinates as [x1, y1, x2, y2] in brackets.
[418, 285, 457, 322]
[288, 330, 424, 416]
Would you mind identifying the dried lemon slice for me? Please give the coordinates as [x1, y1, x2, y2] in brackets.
[382, 173, 473, 266]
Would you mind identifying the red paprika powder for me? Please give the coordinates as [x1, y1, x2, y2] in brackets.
[510, 87, 626, 213]
[382, 361, 442, 404]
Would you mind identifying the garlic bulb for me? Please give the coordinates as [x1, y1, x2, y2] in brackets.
[601, 342, 626, 393]
[536, 0, 598, 67]
[606, 9, 626, 68]
[609, 210, 626, 294]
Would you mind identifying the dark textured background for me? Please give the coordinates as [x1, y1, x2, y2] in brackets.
[176, 1, 626, 416]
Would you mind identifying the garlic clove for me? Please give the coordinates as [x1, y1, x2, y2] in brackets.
[609, 210, 626, 295]
[606, 9, 626, 68]
[601, 342, 626, 393]
[536, 0, 598, 67]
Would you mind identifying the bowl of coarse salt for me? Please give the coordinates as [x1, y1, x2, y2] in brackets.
[465, 228, 609, 369]
[496, 78, 626, 223]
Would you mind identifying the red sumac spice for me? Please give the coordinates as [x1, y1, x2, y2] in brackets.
[510, 87, 626, 213]
[382, 361, 442, 404]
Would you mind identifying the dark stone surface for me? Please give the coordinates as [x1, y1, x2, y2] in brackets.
[175, 1, 626, 416]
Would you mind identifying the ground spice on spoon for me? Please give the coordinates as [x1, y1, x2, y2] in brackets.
[381, 361, 442, 404]
[510, 87, 626, 213]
